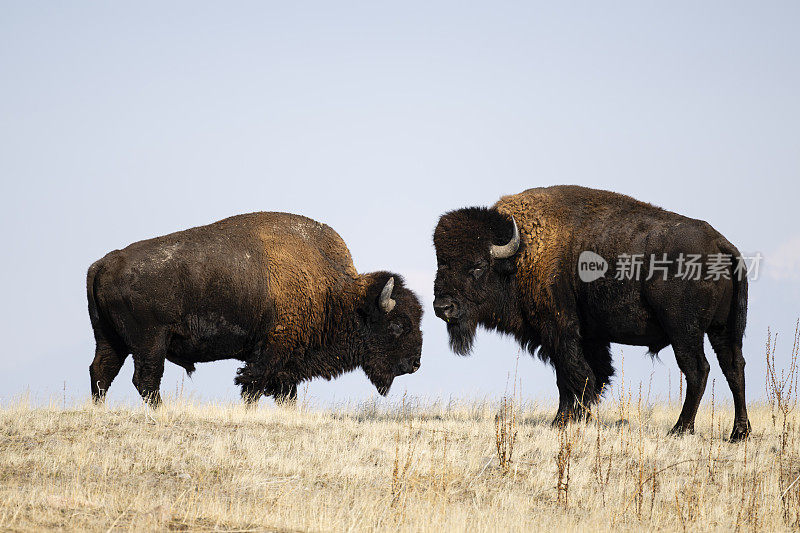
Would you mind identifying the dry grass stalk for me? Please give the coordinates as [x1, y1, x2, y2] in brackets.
[555, 420, 575, 509]
[495, 395, 517, 476]
[766, 320, 800, 524]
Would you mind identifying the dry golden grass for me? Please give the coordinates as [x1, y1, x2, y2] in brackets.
[2, 322, 798, 531]
[0, 394, 799, 532]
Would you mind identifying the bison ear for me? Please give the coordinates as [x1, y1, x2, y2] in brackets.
[495, 258, 517, 275]
[493, 251, 518, 275]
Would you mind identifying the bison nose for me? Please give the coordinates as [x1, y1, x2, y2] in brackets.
[398, 359, 419, 374]
[433, 297, 458, 321]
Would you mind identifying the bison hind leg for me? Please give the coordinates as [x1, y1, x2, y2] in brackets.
[707, 326, 751, 441]
[668, 335, 710, 437]
[90, 335, 129, 403]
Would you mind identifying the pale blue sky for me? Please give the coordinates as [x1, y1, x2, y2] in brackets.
[1, 2, 798, 406]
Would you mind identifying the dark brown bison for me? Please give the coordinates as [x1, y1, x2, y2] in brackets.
[433, 185, 750, 441]
[87, 212, 423, 405]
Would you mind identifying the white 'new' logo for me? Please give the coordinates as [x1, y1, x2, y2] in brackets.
[578, 251, 608, 282]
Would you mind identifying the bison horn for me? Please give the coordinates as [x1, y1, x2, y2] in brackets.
[379, 277, 396, 313]
[490, 216, 520, 259]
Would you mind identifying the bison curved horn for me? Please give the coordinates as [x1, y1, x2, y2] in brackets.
[379, 277, 396, 313]
[490, 216, 520, 259]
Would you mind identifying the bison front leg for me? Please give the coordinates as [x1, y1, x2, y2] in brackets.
[240, 382, 263, 407]
[236, 338, 301, 408]
[274, 383, 298, 406]
[131, 330, 168, 407]
[550, 337, 596, 426]
[131, 355, 165, 408]
[235, 360, 267, 407]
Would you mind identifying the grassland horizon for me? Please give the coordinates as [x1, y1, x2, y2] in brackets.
[0, 322, 796, 531]
[1, 393, 799, 531]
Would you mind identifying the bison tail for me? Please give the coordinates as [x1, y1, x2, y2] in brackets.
[721, 243, 748, 347]
[731, 262, 748, 347]
[86, 261, 103, 330]
[86, 260, 125, 348]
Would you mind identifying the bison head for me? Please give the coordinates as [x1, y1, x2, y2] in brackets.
[433, 207, 520, 355]
[359, 273, 423, 395]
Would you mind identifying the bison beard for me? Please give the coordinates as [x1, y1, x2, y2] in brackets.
[87, 212, 423, 405]
[446, 319, 478, 356]
[363, 366, 395, 396]
[433, 186, 752, 442]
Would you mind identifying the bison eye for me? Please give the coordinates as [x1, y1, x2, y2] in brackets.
[471, 267, 485, 279]
[388, 322, 404, 337]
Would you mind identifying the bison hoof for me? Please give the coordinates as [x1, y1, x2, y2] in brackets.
[243, 398, 260, 409]
[551, 407, 591, 428]
[729, 422, 752, 442]
[551, 412, 581, 427]
[242, 393, 262, 406]
[140, 392, 162, 408]
[668, 422, 694, 437]
[275, 397, 297, 407]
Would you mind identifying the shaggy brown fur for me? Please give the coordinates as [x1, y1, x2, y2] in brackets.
[87, 212, 423, 405]
[433, 185, 750, 441]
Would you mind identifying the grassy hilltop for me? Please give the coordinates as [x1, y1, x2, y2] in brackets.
[1, 390, 799, 532]
[0, 324, 797, 531]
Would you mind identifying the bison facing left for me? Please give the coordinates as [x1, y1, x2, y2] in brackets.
[87, 212, 423, 405]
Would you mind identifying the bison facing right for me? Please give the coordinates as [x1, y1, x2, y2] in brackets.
[87, 212, 423, 405]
